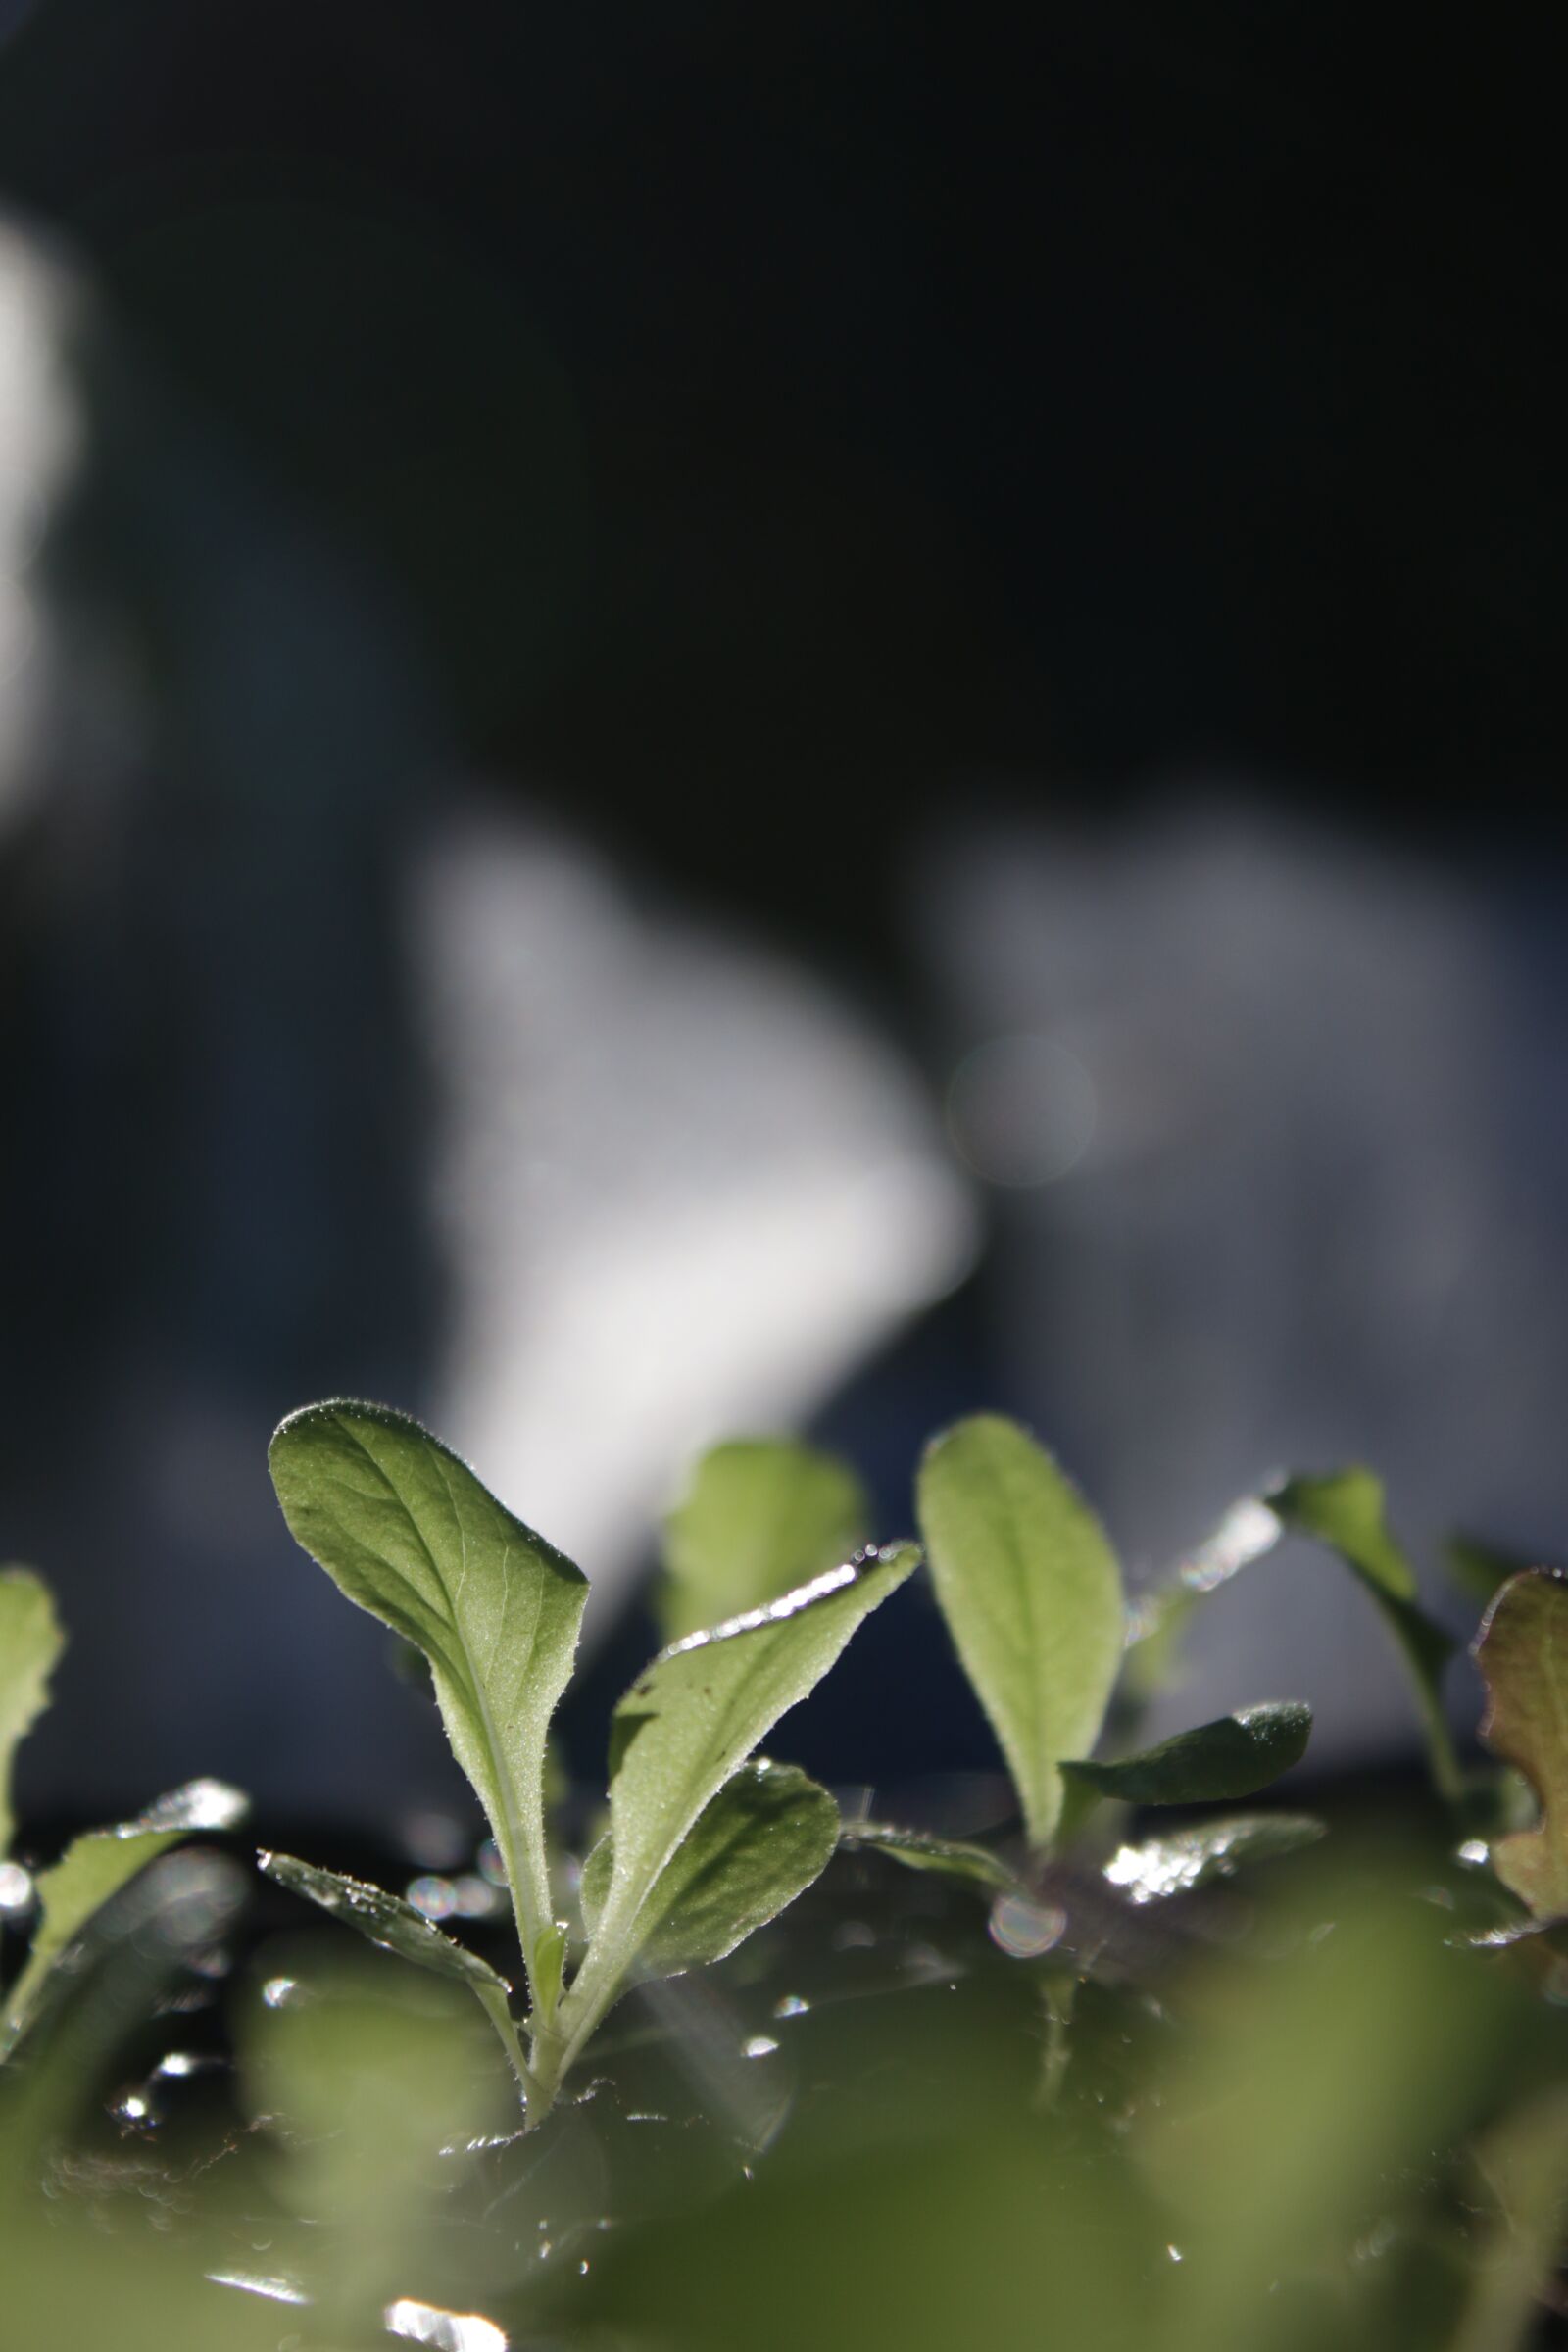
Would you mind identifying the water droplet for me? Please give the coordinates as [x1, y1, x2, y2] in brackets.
[477, 1839, 508, 1888]
[946, 1033, 1099, 1187]
[261, 1976, 300, 2009]
[1456, 1838, 1490, 1868]
[0, 1860, 33, 1915]
[452, 1873, 498, 1918]
[408, 1874, 457, 1921]
[832, 1920, 876, 1952]
[154, 2049, 210, 2080]
[402, 1809, 468, 1869]
[743, 2035, 779, 2059]
[988, 1892, 1068, 1959]
[772, 1994, 809, 2019]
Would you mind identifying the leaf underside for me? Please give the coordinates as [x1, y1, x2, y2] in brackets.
[916, 1416, 1124, 1849]
[1062, 1701, 1312, 1807]
[841, 1820, 1018, 1894]
[659, 1438, 869, 1645]
[268, 1400, 589, 1982]
[1474, 1570, 1568, 1920]
[580, 1759, 839, 1983]
[260, 1851, 513, 1997]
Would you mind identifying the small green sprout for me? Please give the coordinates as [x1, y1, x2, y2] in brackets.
[265, 1400, 914, 2123]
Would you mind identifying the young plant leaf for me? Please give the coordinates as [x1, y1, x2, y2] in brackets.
[550, 1545, 915, 2081]
[1060, 1701, 1312, 1807]
[259, 1851, 514, 2000]
[840, 1820, 1019, 1895]
[258, 1849, 529, 2091]
[1474, 1570, 1568, 1920]
[602, 1546, 914, 1927]
[1268, 1468, 1462, 1802]
[1102, 1813, 1326, 1903]
[269, 1400, 589, 1994]
[579, 1759, 839, 1981]
[916, 1415, 1123, 1849]
[0, 1568, 65, 1860]
[659, 1439, 869, 1645]
[653, 1420, 869, 1646]
[1269, 1467, 1416, 1601]
[2, 1779, 248, 2050]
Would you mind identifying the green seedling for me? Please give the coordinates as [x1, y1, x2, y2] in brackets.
[265, 1400, 914, 2123]
[915, 1414, 1126, 1851]
[912, 1416, 1316, 1859]
[0, 1566, 247, 2057]
[658, 1418, 1318, 1899]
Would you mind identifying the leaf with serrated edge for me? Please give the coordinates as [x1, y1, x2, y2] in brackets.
[1102, 1814, 1326, 1903]
[269, 1400, 588, 1997]
[2, 1780, 248, 2049]
[0, 1568, 65, 1859]
[1062, 1701, 1311, 1807]
[842, 1821, 1018, 1894]
[1269, 1468, 1461, 1801]
[916, 1416, 1123, 1849]
[551, 1544, 914, 2078]
[659, 1439, 868, 1645]
[1475, 1570, 1568, 1920]
[580, 1760, 838, 1984]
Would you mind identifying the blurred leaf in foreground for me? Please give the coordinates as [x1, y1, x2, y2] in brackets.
[1475, 1569, 1568, 1920]
[0, 1568, 64, 1859]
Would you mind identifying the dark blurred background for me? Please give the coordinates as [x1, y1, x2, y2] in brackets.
[0, 2, 1564, 1826]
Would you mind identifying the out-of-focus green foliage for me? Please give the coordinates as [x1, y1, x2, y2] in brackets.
[659, 1436, 869, 1643]
[1269, 1467, 1462, 1800]
[0, 1568, 248, 2061]
[4, 1779, 247, 2054]
[1476, 1569, 1568, 1920]
[0, 1567, 64, 1859]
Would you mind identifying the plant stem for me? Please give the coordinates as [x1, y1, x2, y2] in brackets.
[1035, 1966, 1077, 2112]
[477, 1983, 537, 2107]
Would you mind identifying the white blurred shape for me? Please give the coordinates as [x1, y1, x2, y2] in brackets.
[0, 214, 80, 826]
[414, 808, 975, 1623]
[385, 2299, 507, 2351]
